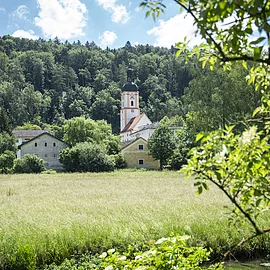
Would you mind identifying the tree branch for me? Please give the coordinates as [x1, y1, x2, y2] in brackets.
[173, 0, 270, 65]
[223, 227, 270, 260]
[195, 169, 263, 235]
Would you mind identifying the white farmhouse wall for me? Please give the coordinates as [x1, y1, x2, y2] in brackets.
[20, 134, 67, 170]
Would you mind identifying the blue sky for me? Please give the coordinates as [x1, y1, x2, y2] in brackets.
[0, 0, 200, 48]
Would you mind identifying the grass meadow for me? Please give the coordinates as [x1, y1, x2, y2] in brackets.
[0, 170, 269, 269]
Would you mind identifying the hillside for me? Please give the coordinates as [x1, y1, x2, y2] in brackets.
[0, 35, 260, 136]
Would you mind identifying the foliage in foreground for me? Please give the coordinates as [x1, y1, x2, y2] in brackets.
[185, 126, 270, 230]
[141, 0, 270, 257]
[45, 235, 222, 270]
[13, 154, 46, 173]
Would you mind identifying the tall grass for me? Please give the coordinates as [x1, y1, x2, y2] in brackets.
[0, 170, 269, 269]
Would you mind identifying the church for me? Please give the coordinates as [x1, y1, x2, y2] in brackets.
[120, 69, 159, 170]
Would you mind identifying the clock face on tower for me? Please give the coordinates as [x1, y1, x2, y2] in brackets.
[130, 94, 134, 100]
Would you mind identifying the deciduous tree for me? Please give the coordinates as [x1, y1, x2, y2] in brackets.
[148, 117, 176, 170]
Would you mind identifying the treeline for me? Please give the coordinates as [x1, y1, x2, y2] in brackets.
[0, 35, 261, 136]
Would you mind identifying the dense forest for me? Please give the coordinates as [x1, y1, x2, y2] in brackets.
[0, 35, 261, 137]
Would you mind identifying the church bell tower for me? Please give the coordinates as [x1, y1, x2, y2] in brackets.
[120, 68, 140, 132]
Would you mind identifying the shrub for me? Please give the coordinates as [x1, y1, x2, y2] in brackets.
[44, 236, 223, 269]
[13, 154, 46, 173]
[167, 151, 187, 170]
[0, 150, 16, 173]
[100, 235, 222, 270]
[59, 142, 114, 172]
[110, 153, 127, 169]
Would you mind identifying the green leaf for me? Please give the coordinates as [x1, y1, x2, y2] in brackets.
[196, 133, 204, 142]
[197, 186, 203, 195]
[250, 37, 265, 45]
[202, 182, 209, 190]
[152, 12, 156, 21]
[252, 107, 261, 117]
[253, 46, 263, 60]
[242, 61, 248, 70]
[219, 2, 226, 9]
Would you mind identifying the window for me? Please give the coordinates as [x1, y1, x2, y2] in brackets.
[45, 143, 47, 147]
[35, 143, 37, 147]
[131, 100, 134, 106]
[138, 144, 144, 150]
[131, 109, 134, 112]
[44, 154, 48, 157]
[53, 143, 56, 147]
[138, 159, 144, 165]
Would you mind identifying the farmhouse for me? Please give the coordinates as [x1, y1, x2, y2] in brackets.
[12, 130, 68, 170]
[121, 137, 159, 169]
[120, 69, 159, 169]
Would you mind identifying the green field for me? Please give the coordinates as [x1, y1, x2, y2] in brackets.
[0, 170, 269, 270]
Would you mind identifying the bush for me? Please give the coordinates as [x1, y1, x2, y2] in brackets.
[0, 150, 16, 173]
[59, 142, 114, 172]
[100, 235, 223, 269]
[13, 154, 46, 173]
[167, 151, 188, 170]
[110, 153, 127, 169]
[44, 236, 223, 269]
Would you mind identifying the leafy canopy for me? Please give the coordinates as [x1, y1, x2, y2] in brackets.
[141, 0, 270, 65]
[63, 116, 120, 154]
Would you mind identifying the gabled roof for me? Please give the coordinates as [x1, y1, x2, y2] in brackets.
[120, 138, 137, 148]
[121, 137, 148, 150]
[121, 113, 147, 133]
[131, 122, 159, 134]
[19, 132, 68, 149]
[12, 130, 48, 138]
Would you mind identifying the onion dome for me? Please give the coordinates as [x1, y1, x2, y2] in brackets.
[122, 68, 139, 92]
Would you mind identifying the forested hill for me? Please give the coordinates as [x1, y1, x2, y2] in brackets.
[0, 35, 261, 135]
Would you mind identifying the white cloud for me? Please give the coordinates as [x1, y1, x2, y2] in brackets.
[0, 7, 6, 12]
[99, 30, 118, 47]
[97, 0, 130, 24]
[147, 13, 202, 48]
[11, 5, 29, 20]
[12, 30, 39, 40]
[34, 0, 87, 40]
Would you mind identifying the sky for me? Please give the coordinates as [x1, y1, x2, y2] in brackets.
[0, 0, 201, 48]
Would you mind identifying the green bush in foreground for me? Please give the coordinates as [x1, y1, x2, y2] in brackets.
[59, 142, 114, 172]
[45, 236, 223, 270]
[13, 154, 46, 173]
